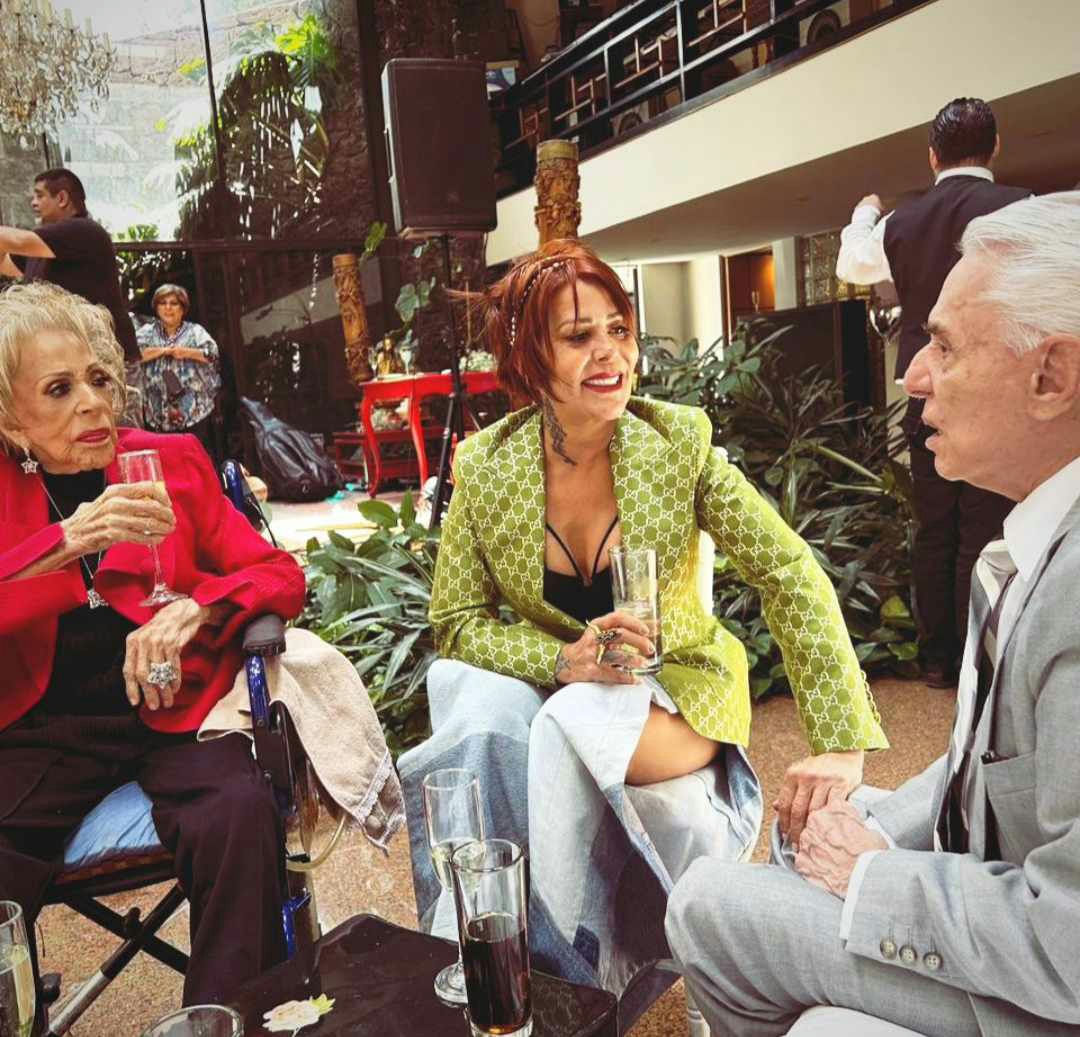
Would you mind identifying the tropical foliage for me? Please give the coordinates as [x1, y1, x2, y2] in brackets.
[299, 494, 439, 755]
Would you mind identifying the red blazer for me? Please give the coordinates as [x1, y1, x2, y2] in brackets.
[0, 429, 305, 733]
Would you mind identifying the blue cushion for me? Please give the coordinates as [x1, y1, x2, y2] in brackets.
[61, 781, 164, 872]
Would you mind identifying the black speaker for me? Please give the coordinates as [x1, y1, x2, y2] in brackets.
[381, 58, 497, 238]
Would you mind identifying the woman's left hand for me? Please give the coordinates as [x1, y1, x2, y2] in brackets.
[774, 749, 864, 847]
[123, 598, 211, 711]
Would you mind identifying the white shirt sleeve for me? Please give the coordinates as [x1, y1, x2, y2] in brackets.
[839, 848, 887, 941]
[835, 205, 893, 285]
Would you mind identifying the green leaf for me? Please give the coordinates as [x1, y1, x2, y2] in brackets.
[880, 594, 911, 621]
[750, 677, 774, 700]
[327, 529, 356, 552]
[399, 492, 416, 528]
[357, 499, 397, 528]
[888, 641, 919, 661]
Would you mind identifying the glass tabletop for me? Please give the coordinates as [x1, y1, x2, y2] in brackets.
[229, 914, 617, 1037]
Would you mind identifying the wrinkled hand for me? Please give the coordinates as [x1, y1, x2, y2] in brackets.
[554, 610, 655, 686]
[123, 597, 211, 710]
[61, 481, 175, 557]
[857, 193, 883, 213]
[775, 749, 864, 845]
[794, 790, 888, 897]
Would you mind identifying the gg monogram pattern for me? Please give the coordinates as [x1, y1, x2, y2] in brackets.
[430, 398, 888, 753]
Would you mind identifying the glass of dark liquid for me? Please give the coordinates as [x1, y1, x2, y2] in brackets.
[450, 839, 532, 1037]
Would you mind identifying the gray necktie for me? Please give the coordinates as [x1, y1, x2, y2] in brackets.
[935, 539, 1016, 853]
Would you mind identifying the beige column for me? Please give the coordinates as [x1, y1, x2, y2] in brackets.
[332, 253, 374, 387]
[534, 139, 581, 245]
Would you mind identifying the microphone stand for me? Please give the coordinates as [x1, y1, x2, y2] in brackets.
[428, 232, 470, 530]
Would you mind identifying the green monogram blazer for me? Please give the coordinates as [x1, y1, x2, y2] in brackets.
[430, 398, 888, 753]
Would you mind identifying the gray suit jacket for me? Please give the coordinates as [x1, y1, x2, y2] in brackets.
[851, 496, 1080, 1034]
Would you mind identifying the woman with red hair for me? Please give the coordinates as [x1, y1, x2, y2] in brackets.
[399, 240, 887, 1016]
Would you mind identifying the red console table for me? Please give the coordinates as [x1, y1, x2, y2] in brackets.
[356, 371, 499, 497]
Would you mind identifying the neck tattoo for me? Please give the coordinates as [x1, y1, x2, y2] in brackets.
[542, 397, 577, 467]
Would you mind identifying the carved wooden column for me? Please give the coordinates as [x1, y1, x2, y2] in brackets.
[534, 139, 581, 245]
[333, 252, 375, 386]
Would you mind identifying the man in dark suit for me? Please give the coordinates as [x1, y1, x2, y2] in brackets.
[836, 98, 1029, 687]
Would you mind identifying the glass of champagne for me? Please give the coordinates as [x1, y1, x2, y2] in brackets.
[422, 768, 484, 1004]
[0, 901, 34, 1037]
[609, 546, 663, 675]
[117, 449, 187, 608]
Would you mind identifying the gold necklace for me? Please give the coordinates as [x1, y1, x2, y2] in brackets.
[40, 472, 108, 610]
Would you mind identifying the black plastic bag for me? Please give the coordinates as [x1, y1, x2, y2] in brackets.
[240, 397, 343, 502]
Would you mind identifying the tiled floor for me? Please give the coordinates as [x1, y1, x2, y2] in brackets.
[37, 676, 954, 1036]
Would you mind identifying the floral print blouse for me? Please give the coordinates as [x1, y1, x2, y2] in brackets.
[136, 319, 222, 432]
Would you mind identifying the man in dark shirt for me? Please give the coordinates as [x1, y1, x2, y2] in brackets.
[0, 168, 138, 361]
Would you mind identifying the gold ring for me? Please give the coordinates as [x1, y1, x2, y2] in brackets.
[586, 620, 603, 639]
[596, 643, 606, 666]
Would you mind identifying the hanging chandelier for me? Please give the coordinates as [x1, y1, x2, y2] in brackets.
[0, 0, 116, 143]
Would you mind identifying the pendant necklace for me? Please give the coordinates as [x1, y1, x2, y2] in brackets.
[41, 472, 108, 610]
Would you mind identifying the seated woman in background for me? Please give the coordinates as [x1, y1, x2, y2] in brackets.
[0, 282, 304, 1011]
[137, 283, 221, 463]
[399, 240, 888, 1017]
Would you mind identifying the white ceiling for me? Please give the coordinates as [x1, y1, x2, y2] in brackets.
[584, 73, 1080, 263]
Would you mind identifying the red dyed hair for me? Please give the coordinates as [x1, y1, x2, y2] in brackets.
[463, 239, 636, 404]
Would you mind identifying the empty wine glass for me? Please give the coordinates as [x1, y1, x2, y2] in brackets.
[117, 449, 187, 608]
[422, 768, 484, 1004]
[0, 901, 34, 1037]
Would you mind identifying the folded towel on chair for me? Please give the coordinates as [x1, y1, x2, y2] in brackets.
[198, 627, 405, 850]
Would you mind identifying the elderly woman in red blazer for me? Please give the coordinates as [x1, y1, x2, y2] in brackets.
[0, 281, 305, 1008]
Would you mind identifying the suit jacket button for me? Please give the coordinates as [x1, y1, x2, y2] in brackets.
[923, 951, 942, 972]
[899, 944, 917, 966]
[879, 938, 897, 960]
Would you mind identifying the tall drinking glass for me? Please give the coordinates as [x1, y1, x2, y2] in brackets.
[422, 768, 485, 1004]
[609, 546, 663, 675]
[451, 839, 532, 1037]
[117, 449, 187, 608]
[140, 1005, 243, 1037]
[0, 902, 35, 1037]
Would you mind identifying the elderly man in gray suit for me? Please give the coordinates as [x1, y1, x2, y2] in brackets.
[666, 191, 1080, 1037]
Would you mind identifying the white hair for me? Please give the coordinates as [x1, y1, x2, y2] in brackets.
[960, 191, 1080, 355]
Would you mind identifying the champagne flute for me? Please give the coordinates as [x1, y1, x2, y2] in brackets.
[0, 901, 34, 1037]
[422, 768, 484, 1004]
[117, 449, 187, 608]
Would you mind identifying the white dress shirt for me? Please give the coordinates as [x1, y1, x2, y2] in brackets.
[839, 454, 1080, 941]
[834, 166, 996, 286]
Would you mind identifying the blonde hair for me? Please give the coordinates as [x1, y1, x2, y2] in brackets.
[0, 281, 127, 454]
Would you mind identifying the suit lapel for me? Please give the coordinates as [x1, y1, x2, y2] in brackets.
[967, 497, 1080, 856]
[610, 409, 679, 591]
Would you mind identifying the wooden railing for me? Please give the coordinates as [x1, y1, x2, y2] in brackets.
[491, 0, 935, 197]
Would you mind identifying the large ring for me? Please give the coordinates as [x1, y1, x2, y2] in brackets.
[593, 628, 618, 665]
[148, 661, 179, 687]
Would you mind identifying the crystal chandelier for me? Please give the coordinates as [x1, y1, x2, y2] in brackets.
[0, 0, 116, 143]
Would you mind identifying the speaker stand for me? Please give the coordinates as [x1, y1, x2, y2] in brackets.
[428, 233, 471, 530]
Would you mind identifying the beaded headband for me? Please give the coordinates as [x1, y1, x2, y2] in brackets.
[507, 259, 571, 353]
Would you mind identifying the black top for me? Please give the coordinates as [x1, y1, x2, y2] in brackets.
[542, 516, 617, 625]
[14, 216, 139, 361]
[882, 175, 1029, 381]
[41, 469, 136, 715]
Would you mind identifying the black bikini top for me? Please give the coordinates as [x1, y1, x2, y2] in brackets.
[542, 515, 618, 625]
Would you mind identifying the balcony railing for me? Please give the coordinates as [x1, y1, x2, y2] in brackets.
[491, 0, 934, 197]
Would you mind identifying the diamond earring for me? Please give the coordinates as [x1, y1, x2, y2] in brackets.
[20, 448, 39, 475]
